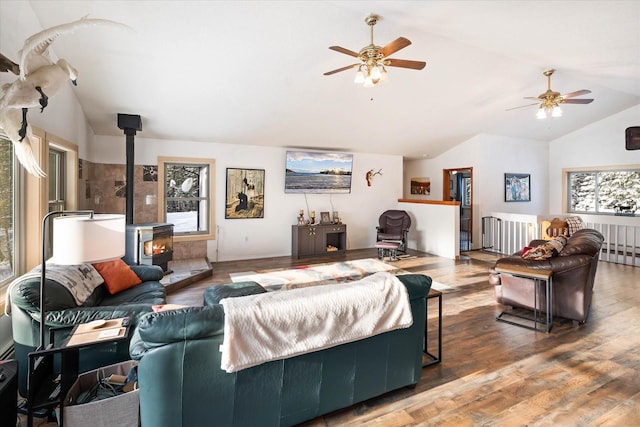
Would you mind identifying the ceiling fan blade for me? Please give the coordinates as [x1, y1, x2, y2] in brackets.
[562, 98, 594, 104]
[329, 46, 360, 58]
[323, 64, 359, 76]
[380, 37, 412, 57]
[524, 97, 541, 101]
[505, 103, 539, 111]
[562, 89, 591, 99]
[385, 58, 426, 70]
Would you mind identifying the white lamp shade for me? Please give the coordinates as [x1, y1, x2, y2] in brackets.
[52, 214, 125, 264]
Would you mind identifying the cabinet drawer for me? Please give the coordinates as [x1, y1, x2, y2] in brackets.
[328, 226, 345, 233]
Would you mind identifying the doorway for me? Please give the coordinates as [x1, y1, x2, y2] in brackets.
[443, 168, 473, 251]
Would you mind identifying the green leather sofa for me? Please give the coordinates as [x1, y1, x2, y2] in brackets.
[9, 264, 166, 396]
[130, 274, 431, 427]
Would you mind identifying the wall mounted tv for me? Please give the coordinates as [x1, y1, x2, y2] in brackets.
[285, 151, 353, 194]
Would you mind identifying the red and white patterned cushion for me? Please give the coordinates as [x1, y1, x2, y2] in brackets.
[522, 236, 568, 260]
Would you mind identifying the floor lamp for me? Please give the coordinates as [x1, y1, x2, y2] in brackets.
[38, 211, 125, 350]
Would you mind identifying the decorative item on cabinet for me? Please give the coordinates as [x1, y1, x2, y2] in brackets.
[320, 211, 331, 224]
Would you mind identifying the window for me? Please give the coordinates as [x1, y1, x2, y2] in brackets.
[158, 157, 216, 240]
[0, 136, 17, 288]
[23, 131, 78, 271]
[568, 168, 640, 215]
[48, 148, 66, 212]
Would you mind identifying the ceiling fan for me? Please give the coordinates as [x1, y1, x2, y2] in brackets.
[508, 69, 594, 119]
[323, 14, 426, 87]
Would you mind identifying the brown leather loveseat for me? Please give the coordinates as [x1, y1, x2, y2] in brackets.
[489, 228, 604, 324]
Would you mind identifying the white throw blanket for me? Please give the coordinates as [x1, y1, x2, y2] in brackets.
[219, 271, 413, 373]
[4, 263, 104, 316]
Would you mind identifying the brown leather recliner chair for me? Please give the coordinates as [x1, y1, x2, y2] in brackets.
[488, 229, 604, 324]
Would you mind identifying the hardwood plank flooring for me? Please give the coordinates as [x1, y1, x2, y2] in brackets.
[23, 249, 638, 426]
[165, 249, 639, 426]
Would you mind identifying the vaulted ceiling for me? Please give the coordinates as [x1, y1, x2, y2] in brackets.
[5, 1, 640, 159]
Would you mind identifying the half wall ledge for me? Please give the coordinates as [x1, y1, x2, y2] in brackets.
[397, 199, 460, 260]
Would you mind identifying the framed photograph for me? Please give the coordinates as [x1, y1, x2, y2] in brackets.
[461, 177, 472, 207]
[320, 211, 331, 224]
[505, 173, 531, 202]
[225, 168, 265, 219]
[410, 177, 431, 195]
[143, 165, 158, 181]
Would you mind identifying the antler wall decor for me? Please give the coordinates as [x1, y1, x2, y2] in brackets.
[366, 169, 383, 186]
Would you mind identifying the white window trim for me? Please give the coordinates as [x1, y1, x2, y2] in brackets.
[157, 156, 216, 242]
[564, 164, 640, 215]
[24, 129, 78, 270]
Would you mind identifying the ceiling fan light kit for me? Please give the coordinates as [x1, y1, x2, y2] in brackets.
[324, 14, 426, 87]
[537, 104, 563, 120]
[510, 69, 594, 119]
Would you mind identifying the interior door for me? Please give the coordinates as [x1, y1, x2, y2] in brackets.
[443, 168, 473, 251]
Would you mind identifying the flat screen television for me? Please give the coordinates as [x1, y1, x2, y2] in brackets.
[285, 151, 353, 193]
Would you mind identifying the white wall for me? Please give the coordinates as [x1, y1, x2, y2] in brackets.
[93, 135, 403, 261]
[1, 3, 97, 363]
[548, 104, 640, 214]
[0, 2, 94, 157]
[403, 133, 549, 248]
[398, 202, 459, 259]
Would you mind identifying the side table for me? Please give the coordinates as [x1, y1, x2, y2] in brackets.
[423, 288, 442, 367]
[495, 265, 554, 333]
[27, 318, 130, 427]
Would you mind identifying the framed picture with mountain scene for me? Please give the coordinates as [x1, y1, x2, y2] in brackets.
[505, 173, 530, 202]
[225, 168, 265, 218]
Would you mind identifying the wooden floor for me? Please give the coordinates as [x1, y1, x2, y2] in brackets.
[23, 249, 639, 426]
[165, 248, 640, 426]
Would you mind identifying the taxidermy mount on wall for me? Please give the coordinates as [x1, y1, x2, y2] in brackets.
[0, 17, 127, 177]
[366, 169, 383, 187]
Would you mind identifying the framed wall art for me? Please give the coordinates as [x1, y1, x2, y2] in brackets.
[410, 177, 431, 195]
[143, 165, 158, 181]
[225, 168, 265, 219]
[320, 211, 331, 224]
[505, 173, 530, 202]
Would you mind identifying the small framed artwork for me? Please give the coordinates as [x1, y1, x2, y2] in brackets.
[320, 211, 331, 224]
[505, 173, 531, 202]
[225, 168, 265, 219]
[410, 177, 431, 195]
[461, 177, 472, 207]
[143, 165, 158, 181]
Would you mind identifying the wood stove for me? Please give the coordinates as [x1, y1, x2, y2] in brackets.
[125, 223, 174, 273]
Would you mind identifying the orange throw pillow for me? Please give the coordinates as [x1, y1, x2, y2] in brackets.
[93, 258, 142, 295]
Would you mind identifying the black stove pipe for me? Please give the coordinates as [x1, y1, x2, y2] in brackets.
[117, 114, 142, 225]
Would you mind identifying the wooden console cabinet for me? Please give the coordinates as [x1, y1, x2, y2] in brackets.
[292, 224, 347, 258]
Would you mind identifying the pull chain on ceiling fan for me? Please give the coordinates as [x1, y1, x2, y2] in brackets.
[507, 69, 594, 119]
[324, 14, 426, 87]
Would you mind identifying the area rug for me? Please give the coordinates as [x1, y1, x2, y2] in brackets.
[230, 258, 398, 291]
[229, 257, 454, 292]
